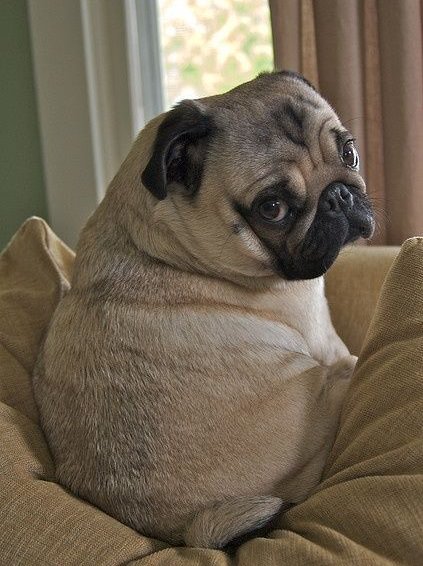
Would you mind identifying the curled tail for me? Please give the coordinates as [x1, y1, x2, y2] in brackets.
[184, 496, 285, 549]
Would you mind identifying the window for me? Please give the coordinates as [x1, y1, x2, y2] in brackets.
[157, 0, 274, 108]
[131, 0, 274, 129]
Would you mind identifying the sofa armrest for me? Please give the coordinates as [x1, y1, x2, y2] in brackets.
[325, 245, 400, 355]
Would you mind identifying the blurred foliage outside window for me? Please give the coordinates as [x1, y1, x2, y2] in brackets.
[157, 0, 274, 108]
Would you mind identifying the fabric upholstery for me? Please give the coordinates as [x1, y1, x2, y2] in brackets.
[0, 218, 421, 565]
[325, 244, 400, 355]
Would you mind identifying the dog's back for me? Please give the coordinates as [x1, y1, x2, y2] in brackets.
[34, 204, 352, 547]
[33, 72, 370, 548]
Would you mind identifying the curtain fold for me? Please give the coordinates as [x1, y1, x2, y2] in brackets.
[269, 0, 423, 244]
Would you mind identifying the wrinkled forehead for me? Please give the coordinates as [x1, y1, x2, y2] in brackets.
[219, 96, 340, 156]
[206, 76, 351, 200]
[213, 74, 341, 147]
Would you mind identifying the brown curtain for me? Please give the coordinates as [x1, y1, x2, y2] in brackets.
[269, 0, 423, 245]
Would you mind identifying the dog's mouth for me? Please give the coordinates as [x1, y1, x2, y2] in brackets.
[275, 184, 375, 280]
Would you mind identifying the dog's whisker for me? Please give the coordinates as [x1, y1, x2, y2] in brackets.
[342, 116, 364, 126]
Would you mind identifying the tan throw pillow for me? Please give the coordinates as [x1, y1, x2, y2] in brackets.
[325, 245, 400, 356]
[0, 217, 73, 422]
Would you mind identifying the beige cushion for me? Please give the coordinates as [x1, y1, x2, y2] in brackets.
[325, 244, 400, 355]
[0, 218, 422, 565]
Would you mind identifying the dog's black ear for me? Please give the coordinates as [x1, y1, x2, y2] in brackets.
[141, 101, 214, 200]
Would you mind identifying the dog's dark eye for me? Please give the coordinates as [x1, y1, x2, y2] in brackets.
[258, 200, 288, 222]
[341, 140, 359, 169]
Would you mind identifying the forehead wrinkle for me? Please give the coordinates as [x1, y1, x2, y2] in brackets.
[270, 94, 311, 148]
[252, 163, 308, 206]
[316, 116, 338, 164]
[288, 163, 307, 197]
[238, 153, 297, 200]
[241, 168, 279, 199]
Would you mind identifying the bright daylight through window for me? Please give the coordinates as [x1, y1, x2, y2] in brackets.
[157, 0, 274, 108]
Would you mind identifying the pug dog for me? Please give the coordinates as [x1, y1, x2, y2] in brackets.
[33, 71, 374, 550]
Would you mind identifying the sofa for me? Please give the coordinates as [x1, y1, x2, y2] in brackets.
[0, 217, 422, 565]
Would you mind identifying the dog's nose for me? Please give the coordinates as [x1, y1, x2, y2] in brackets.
[320, 182, 354, 215]
[318, 182, 374, 239]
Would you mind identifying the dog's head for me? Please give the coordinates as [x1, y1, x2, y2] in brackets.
[140, 71, 374, 282]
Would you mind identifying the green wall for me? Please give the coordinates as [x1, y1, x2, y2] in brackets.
[0, 0, 48, 250]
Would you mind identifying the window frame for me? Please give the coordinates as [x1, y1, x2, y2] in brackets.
[28, 0, 150, 247]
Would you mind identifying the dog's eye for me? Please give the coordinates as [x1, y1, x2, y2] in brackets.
[341, 140, 359, 169]
[258, 200, 288, 222]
